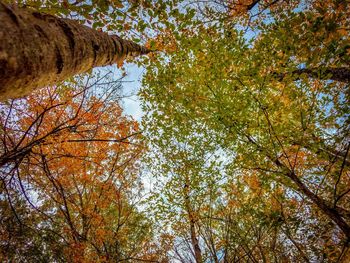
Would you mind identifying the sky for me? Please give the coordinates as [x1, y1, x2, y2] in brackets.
[100, 63, 157, 196]
[97, 63, 145, 121]
[120, 64, 145, 121]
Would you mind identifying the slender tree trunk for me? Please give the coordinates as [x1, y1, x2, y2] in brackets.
[183, 176, 203, 263]
[243, 131, 350, 242]
[0, 2, 150, 100]
[289, 171, 350, 239]
[247, 0, 261, 10]
[274, 159, 350, 240]
[274, 67, 350, 83]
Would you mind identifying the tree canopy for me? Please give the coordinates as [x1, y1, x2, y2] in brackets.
[0, 0, 349, 262]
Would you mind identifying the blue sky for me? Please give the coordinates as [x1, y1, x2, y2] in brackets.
[119, 64, 145, 121]
[97, 63, 145, 121]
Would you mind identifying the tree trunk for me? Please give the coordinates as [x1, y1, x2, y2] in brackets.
[288, 170, 350, 240]
[274, 159, 350, 240]
[183, 176, 203, 263]
[274, 67, 350, 83]
[0, 2, 150, 100]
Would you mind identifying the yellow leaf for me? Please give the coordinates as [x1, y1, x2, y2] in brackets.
[113, 0, 124, 8]
[337, 28, 348, 36]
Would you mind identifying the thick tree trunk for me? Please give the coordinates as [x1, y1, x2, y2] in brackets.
[0, 2, 150, 100]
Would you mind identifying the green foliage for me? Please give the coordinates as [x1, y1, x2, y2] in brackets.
[141, 1, 350, 260]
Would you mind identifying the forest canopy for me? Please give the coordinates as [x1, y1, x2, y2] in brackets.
[0, 0, 349, 262]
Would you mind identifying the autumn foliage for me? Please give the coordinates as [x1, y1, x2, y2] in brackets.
[1, 0, 350, 262]
[0, 78, 167, 262]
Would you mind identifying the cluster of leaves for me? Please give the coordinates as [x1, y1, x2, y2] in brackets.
[141, 0, 350, 261]
[6, 0, 199, 44]
[0, 75, 170, 262]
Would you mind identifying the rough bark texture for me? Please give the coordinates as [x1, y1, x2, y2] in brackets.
[0, 2, 150, 100]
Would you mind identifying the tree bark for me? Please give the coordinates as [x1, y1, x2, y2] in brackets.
[247, 0, 261, 10]
[274, 67, 350, 83]
[0, 2, 150, 100]
[289, 171, 350, 240]
[183, 176, 203, 263]
[274, 159, 350, 240]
